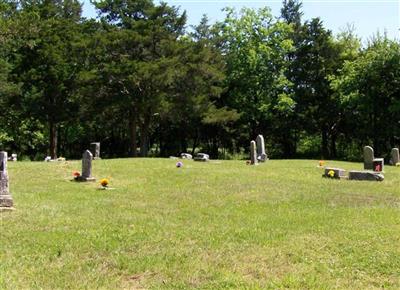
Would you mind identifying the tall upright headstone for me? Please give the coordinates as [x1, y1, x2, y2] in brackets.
[90, 142, 101, 159]
[391, 148, 399, 165]
[0, 152, 14, 209]
[255, 134, 267, 162]
[363, 146, 374, 170]
[250, 141, 257, 165]
[78, 150, 95, 181]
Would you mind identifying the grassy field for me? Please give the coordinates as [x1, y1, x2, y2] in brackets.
[1, 158, 399, 289]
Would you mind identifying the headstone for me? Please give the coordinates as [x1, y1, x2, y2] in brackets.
[390, 148, 399, 165]
[8, 154, 17, 162]
[348, 170, 384, 182]
[90, 142, 101, 159]
[194, 153, 209, 162]
[363, 146, 374, 170]
[0, 152, 14, 209]
[255, 135, 267, 162]
[77, 150, 95, 182]
[323, 167, 346, 179]
[180, 153, 192, 159]
[250, 141, 257, 165]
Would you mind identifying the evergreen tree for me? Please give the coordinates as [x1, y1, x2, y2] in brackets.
[10, 0, 83, 158]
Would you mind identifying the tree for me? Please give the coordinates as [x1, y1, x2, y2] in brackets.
[281, 0, 303, 27]
[10, 0, 83, 159]
[91, 0, 187, 156]
[219, 7, 294, 155]
[332, 36, 400, 155]
[279, 0, 303, 157]
[288, 18, 342, 158]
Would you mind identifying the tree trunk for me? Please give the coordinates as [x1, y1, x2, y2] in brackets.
[321, 128, 329, 159]
[129, 111, 137, 157]
[191, 130, 199, 156]
[49, 121, 57, 159]
[140, 129, 149, 157]
[330, 134, 337, 159]
[140, 114, 151, 157]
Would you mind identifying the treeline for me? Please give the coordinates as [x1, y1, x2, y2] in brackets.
[0, 0, 399, 160]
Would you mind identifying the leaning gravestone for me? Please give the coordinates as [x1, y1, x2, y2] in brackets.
[250, 141, 257, 165]
[0, 152, 14, 209]
[363, 146, 374, 170]
[90, 142, 101, 159]
[77, 150, 95, 182]
[256, 135, 267, 162]
[390, 148, 399, 165]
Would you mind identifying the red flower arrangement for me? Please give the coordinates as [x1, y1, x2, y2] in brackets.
[73, 171, 81, 179]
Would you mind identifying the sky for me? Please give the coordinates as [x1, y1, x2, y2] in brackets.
[82, 0, 400, 41]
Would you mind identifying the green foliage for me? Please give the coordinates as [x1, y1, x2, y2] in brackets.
[219, 7, 294, 145]
[0, 0, 399, 160]
[332, 35, 400, 155]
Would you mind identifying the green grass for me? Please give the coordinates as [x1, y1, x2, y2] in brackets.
[1, 159, 400, 289]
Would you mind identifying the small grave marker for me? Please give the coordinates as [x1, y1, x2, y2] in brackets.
[0, 152, 14, 209]
[90, 142, 101, 159]
[250, 141, 257, 165]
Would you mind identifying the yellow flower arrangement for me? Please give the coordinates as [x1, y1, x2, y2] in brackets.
[100, 178, 109, 188]
[328, 170, 335, 178]
[319, 160, 325, 167]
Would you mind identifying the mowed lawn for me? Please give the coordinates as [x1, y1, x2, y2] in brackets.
[1, 158, 400, 289]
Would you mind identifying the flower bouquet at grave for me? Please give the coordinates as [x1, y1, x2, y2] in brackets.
[100, 178, 109, 189]
[73, 171, 80, 180]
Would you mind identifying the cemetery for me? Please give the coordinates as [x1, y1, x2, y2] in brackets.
[1, 0, 400, 288]
[1, 142, 400, 288]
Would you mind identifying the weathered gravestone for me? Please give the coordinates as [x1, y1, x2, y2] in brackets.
[90, 142, 101, 159]
[348, 170, 384, 182]
[363, 146, 384, 171]
[8, 153, 17, 162]
[0, 152, 14, 209]
[323, 167, 346, 179]
[250, 141, 257, 165]
[76, 150, 95, 182]
[256, 135, 267, 162]
[180, 153, 192, 159]
[194, 153, 209, 162]
[363, 146, 374, 170]
[390, 148, 399, 165]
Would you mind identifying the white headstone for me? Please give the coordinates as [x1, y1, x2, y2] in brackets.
[90, 142, 101, 159]
[0, 152, 13, 208]
[256, 135, 267, 162]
